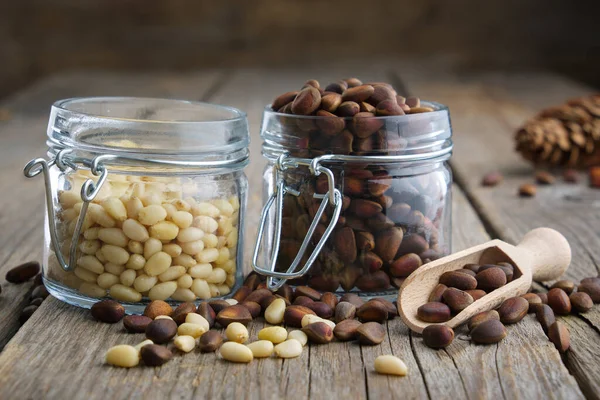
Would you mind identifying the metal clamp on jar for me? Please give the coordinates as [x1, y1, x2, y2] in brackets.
[24, 97, 249, 313]
[253, 102, 453, 298]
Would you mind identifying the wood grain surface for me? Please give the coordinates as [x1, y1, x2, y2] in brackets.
[0, 66, 596, 399]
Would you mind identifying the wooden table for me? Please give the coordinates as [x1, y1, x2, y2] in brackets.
[0, 63, 598, 399]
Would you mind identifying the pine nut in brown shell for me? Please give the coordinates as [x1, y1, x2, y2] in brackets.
[498, 296, 529, 324]
[320, 93, 343, 113]
[293, 296, 315, 307]
[442, 288, 474, 313]
[284, 306, 316, 328]
[521, 293, 542, 312]
[91, 300, 125, 323]
[417, 302, 451, 323]
[548, 321, 570, 352]
[320, 292, 338, 310]
[232, 286, 253, 303]
[390, 253, 422, 278]
[537, 292, 548, 304]
[295, 286, 322, 301]
[468, 310, 500, 332]
[335, 301, 356, 322]
[206, 300, 230, 314]
[456, 269, 476, 277]
[535, 304, 556, 333]
[357, 300, 388, 323]
[577, 282, 600, 303]
[439, 271, 477, 291]
[244, 288, 274, 305]
[551, 280, 575, 294]
[340, 293, 365, 308]
[371, 298, 398, 319]
[334, 319, 362, 341]
[276, 284, 294, 302]
[302, 322, 334, 344]
[569, 292, 593, 313]
[356, 322, 386, 345]
[306, 301, 334, 319]
[199, 330, 223, 353]
[197, 302, 216, 328]
[291, 86, 321, 115]
[123, 315, 152, 333]
[143, 300, 172, 320]
[6, 261, 40, 283]
[342, 85, 375, 103]
[171, 302, 197, 325]
[145, 318, 177, 344]
[547, 288, 571, 315]
[463, 263, 480, 273]
[476, 267, 507, 292]
[272, 91, 298, 111]
[466, 289, 486, 301]
[470, 319, 507, 344]
[428, 284, 448, 303]
[216, 305, 252, 327]
[337, 101, 360, 117]
[422, 325, 454, 348]
[240, 301, 261, 319]
[140, 344, 173, 366]
[243, 273, 261, 290]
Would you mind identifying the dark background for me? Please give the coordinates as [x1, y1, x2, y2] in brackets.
[0, 0, 599, 97]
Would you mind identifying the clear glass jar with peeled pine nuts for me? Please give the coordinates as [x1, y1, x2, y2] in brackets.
[25, 97, 249, 313]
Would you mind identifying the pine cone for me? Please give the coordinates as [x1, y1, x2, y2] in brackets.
[515, 94, 600, 168]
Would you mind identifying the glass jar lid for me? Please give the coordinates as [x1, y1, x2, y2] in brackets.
[47, 97, 249, 169]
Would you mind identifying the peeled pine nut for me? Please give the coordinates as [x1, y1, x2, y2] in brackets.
[127, 241, 144, 255]
[174, 335, 196, 353]
[79, 282, 106, 298]
[374, 355, 408, 376]
[173, 254, 196, 268]
[258, 326, 288, 344]
[288, 330, 308, 347]
[120, 269, 136, 287]
[211, 199, 234, 217]
[155, 315, 173, 320]
[185, 313, 210, 331]
[180, 240, 205, 256]
[193, 216, 218, 233]
[126, 254, 146, 270]
[177, 227, 205, 243]
[148, 281, 178, 301]
[143, 238, 162, 259]
[144, 252, 172, 276]
[177, 274, 193, 289]
[149, 221, 179, 241]
[264, 298, 286, 325]
[274, 339, 303, 359]
[122, 219, 149, 242]
[219, 342, 253, 363]
[158, 266, 186, 282]
[102, 245, 130, 265]
[101, 197, 127, 221]
[188, 263, 212, 279]
[225, 322, 249, 343]
[247, 341, 274, 358]
[206, 268, 226, 284]
[79, 239, 101, 255]
[97, 273, 120, 289]
[225, 299, 238, 305]
[110, 284, 142, 302]
[195, 248, 219, 264]
[77, 256, 104, 275]
[178, 323, 207, 338]
[171, 211, 193, 228]
[192, 202, 220, 218]
[105, 263, 125, 275]
[88, 203, 116, 228]
[133, 275, 158, 293]
[125, 197, 143, 219]
[162, 243, 182, 257]
[98, 228, 129, 247]
[58, 190, 80, 208]
[202, 234, 218, 248]
[171, 288, 196, 302]
[74, 267, 98, 283]
[138, 205, 167, 226]
[105, 345, 139, 368]
[191, 279, 211, 299]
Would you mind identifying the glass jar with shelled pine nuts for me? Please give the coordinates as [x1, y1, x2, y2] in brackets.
[25, 97, 249, 313]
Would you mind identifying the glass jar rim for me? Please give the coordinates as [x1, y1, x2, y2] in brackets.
[47, 97, 249, 168]
[261, 100, 452, 162]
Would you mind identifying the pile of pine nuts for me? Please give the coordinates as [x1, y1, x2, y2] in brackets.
[50, 170, 240, 302]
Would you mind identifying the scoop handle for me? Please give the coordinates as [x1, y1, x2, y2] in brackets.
[516, 228, 571, 281]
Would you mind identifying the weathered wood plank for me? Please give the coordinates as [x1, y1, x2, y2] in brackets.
[397, 68, 598, 399]
[0, 71, 222, 350]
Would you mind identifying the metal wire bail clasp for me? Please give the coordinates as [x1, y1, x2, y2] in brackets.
[252, 153, 343, 291]
[24, 149, 111, 272]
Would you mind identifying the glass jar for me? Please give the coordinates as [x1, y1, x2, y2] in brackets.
[24, 97, 249, 313]
[253, 102, 452, 298]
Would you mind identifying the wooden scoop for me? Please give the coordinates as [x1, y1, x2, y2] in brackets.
[398, 228, 571, 333]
